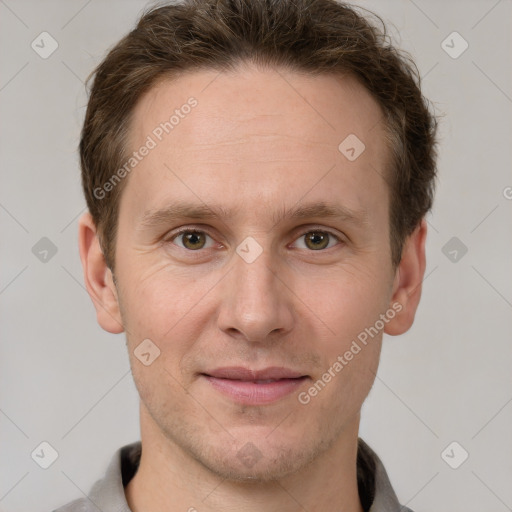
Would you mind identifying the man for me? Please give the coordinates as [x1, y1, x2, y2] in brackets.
[57, 0, 437, 510]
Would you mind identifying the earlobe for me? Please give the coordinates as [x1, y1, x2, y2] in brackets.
[78, 212, 124, 334]
[384, 219, 427, 336]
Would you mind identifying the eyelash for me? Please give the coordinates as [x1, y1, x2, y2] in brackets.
[165, 226, 343, 252]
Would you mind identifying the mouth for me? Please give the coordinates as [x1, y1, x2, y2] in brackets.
[200, 366, 310, 405]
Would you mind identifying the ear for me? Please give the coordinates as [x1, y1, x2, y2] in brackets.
[384, 218, 427, 336]
[78, 212, 124, 334]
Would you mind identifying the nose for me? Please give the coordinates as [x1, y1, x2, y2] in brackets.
[216, 241, 295, 344]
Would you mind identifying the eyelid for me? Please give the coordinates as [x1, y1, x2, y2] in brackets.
[289, 226, 344, 250]
[166, 226, 217, 247]
[293, 224, 344, 240]
[164, 224, 345, 251]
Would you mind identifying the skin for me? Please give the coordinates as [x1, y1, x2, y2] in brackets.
[79, 63, 427, 512]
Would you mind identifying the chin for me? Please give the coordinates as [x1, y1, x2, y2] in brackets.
[186, 427, 334, 483]
[200, 446, 310, 483]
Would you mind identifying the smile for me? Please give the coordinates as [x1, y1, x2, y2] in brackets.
[201, 366, 310, 405]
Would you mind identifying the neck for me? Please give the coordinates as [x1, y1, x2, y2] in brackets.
[126, 403, 364, 512]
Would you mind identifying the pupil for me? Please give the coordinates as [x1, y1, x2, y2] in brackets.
[308, 232, 328, 250]
[185, 232, 203, 249]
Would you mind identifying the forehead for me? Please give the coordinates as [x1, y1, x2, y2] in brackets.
[131, 64, 385, 147]
[122, 64, 389, 222]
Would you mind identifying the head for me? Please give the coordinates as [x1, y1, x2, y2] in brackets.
[78, 0, 437, 482]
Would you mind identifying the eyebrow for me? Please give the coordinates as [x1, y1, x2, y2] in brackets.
[138, 200, 368, 230]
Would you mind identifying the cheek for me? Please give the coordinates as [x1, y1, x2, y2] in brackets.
[297, 264, 392, 342]
[119, 262, 211, 338]
[122, 271, 198, 398]
[295, 263, 390, 401]
[301, 275, 385, 415]
[119, 264, 222, 393]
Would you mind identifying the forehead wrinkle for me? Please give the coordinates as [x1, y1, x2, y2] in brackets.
[180, 133, 336, 150]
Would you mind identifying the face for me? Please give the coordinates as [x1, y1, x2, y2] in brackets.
[86, 64, 414, 481]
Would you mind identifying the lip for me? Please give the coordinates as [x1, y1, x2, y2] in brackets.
[201, 366, 309, 405]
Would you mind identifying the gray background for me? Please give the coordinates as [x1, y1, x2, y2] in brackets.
[1, 1, 511, 511]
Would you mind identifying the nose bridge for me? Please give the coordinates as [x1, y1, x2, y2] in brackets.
[238, 244, 277, 298]
[218, 238, 293, 340]
[233, 239, 282, 312]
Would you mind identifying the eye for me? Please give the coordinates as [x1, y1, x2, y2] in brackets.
[169, 229, 215, 250]
[166, 228, 342, 253]
[292, 230, 341, 251]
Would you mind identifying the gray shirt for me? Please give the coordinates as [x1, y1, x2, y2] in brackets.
[53, 438, 413, 512]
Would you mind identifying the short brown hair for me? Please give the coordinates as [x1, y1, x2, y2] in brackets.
[80, 0, 438, 271]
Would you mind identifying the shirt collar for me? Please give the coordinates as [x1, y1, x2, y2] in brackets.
[59, 439, 413, 512]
